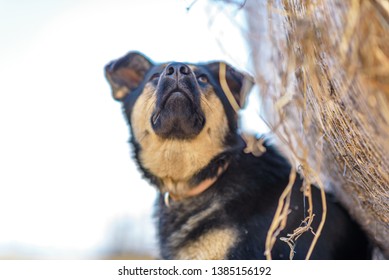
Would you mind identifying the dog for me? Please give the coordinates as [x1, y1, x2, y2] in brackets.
[104, 51, 371, 259]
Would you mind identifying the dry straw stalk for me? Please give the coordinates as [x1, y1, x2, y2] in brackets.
[242, 0, 389, 258]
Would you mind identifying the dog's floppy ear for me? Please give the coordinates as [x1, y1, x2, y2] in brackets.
[206, 62, 254, 111]
[105, 52, 153, 101]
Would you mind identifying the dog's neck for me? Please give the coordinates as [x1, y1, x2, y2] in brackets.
[162, 162, 229, 207]
[134, 134, 245, 205]
[151, 137, 245, 205]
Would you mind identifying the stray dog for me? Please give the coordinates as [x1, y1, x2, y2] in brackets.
[105, 51, 371, 259]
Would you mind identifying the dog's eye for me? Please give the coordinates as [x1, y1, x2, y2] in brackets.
[197, 74, 208, 84]
[150, 73, 160, 81]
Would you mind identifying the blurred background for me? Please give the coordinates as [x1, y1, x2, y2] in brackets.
[0, 0, 266, 259]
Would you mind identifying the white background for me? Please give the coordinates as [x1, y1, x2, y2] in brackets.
[0, 260, 384, 280]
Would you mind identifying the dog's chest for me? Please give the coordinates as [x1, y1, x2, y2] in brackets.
[159, 201, 238, 260]
[174, 228, 237, 260]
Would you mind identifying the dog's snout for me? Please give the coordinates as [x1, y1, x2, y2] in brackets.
[152, 61, 204, 139]
[165, 63, 190, 78]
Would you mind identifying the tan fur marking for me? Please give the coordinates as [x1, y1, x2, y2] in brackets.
[115, 86, 129, 100]
[175, 228, 238, 260]
[169, 202, 221, 247]
[131, 83, 229, 196]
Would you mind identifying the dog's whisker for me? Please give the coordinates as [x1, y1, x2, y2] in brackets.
[200, 95, 213, 112]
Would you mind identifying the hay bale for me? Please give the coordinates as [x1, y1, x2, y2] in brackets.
[241, 0, 389, 257]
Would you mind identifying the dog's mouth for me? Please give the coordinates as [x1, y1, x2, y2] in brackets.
[151, 90, 205, 139]
[150, 63, 206, 139]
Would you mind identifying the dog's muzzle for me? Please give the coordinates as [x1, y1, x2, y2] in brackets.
[151, 63, 205, 139]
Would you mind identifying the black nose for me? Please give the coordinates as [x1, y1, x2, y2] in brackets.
[165, 63, 190, 78]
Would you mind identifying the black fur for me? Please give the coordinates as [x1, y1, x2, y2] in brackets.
[105, 52, 372, 260]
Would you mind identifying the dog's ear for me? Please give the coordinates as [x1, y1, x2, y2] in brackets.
[105, 52, 153, 101]
[206, 62, 254, 111]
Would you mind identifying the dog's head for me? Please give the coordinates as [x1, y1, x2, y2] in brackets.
[105, 51, 253, 190]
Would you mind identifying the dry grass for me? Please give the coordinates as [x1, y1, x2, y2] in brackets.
[240, 0, 389, 258]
